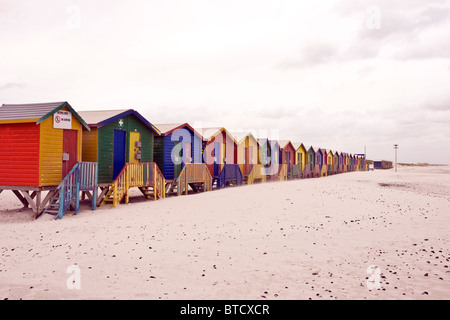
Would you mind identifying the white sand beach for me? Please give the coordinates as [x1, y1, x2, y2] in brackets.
[0, 165, 449, 300]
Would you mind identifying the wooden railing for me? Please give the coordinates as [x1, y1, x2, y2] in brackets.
[177, 164, 212, 196]
[104, 162, 165, 207]
[154, 165, 166, 199]
[292, 165, 302, 179]
[110, 165, 128, 207]
[55, 162, 98, 219]
[278, 164, 288, 181]
[217, 164, 243, 189]
[247, 164, 267, 184]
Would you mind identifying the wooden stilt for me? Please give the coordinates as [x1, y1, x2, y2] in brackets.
[97, 187, 109, 207]
[36, 191, 41, 216]
[36, 190, 58, 218]
[21, 191, 37, 214]
[12, 190, 28, 208]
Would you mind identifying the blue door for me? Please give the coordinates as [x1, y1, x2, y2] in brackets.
[213, 142, 220, 177]
[113, 130, 126, 180]
[287, 151, 291, 172]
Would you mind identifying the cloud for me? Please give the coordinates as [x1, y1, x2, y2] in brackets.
[423, 97, 450, 111]
[277, 42, 339, 69]
[0, 82, 27, 91]
[1, 0, 449, 163]
[337, 1, 450, 61]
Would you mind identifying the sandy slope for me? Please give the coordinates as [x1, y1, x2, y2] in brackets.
[0, 166, 449, 300]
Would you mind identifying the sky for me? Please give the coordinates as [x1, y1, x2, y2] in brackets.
[1, 0, 449, 164]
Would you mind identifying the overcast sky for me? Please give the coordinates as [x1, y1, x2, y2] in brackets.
[1, 0, 449, 164]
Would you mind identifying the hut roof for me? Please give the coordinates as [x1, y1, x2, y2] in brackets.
[292, 142, 307, 151]
[154, 123, 203, 139]
[279, 140, 295, 150]
[0, 101, 90, 130]
[197, 127, 237, 144]
[78, 109, 159, 134]
[307, 146, 315, 153]
[229, 131, 259, 145]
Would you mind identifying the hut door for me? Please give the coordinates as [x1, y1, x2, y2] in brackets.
[244, 147, 249, 176]
[62, 130, 78, 178]
[113, 130, 126, 180]
[129, 132, 141, 163]
[287, 151, 291, 173]
[184, 142, 192, 164]
[174, 141, 182, 178]
[221, 143, 226, 171]
[213, 142, 220, 177]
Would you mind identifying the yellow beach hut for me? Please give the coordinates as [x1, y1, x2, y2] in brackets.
[293, 143, 307, 178]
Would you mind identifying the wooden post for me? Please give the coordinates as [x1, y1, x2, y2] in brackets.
[21, 191, 37, 214]
[36, 191, 41, 215]
[75, 165, 80, 214]
[125, 165, 130, 205]
[12, 190, 28, 208]
[92, 163, 98, 210]
[151, 164, 154, 200]
[57, 188, 64, 219]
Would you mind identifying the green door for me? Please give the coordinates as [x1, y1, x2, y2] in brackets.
[174, 141, 182, 178]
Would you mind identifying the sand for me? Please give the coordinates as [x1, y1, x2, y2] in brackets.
[0, 165, 449, 300]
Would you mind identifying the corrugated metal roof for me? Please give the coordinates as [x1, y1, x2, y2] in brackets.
[77, 110, 129, 125]
[196, 127, 238, 143]
[154, 123, 186, 134]
[292, 142, 305, 150]
[279, 140, 293, 149]
[257, 138, 269, 145]
[197, 127, 223, 139]
[0, 101, 67, 120]
[77, 109, 159, 134]
[229, 131, 255, 144]
[154, 123, 203, 139]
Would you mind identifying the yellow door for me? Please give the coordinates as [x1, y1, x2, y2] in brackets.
[220, 143, 226, 172]
[129, 131, 141, 163]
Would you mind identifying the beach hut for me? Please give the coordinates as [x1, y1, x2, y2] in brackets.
[268, 140, 286, 181]
[303, 146, 315, 178]
[232, 132, 265, 184]
[200, 127, 241, 188]
[293, 143, 307, 179]
[0, 101, 96, 218]
[78, 109, 164, 206]
[354, 154, 367, 171]
[257, 138, 271, 168]
[327, 150, 334, 175]
[348, 154, 353, 172]
[320, 149, 328, 177]
[154, 123, 204, 193]
[256, 138, 284, 181]
[338, 152, 344, 173]
[233, 132, 259, 177]
[314, 148, 324, 178]
[343, 153, 348, 173]
[333, 151, 339, 174]
[279, 140, 296, 179]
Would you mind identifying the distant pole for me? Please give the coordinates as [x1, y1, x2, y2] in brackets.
[394, 144, 398, 172]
